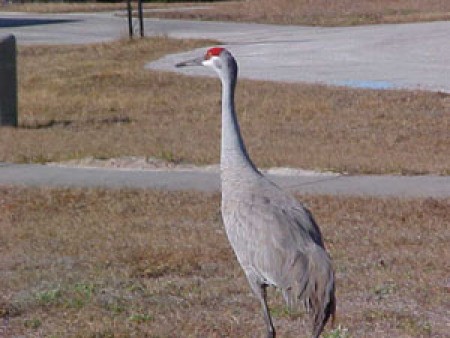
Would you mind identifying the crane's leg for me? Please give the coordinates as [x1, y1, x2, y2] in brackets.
[248, 279, 275, 338]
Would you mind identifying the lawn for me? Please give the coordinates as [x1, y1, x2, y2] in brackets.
[1, 38, 449, 174]
[1, 187, 448, 337]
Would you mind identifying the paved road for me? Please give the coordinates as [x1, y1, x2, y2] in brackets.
[147, 20, 450, 92]
[1, 163, 449, 198]
[1, 11, 449, 92]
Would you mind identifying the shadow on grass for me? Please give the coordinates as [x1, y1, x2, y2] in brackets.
[19, 116, 132, 130]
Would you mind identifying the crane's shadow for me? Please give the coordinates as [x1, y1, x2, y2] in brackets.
[0, 17, 80, 28]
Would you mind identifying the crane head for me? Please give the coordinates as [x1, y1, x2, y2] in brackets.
[175, 47, 225, 68]
[176, 47, 238, 81]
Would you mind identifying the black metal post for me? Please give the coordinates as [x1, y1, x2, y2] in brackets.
[137, 0, 144, 37]
[126, 0, 133, 38]
[0, 35, 18, 127]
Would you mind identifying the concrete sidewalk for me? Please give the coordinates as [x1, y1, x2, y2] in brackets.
[1, 163, 449, 198]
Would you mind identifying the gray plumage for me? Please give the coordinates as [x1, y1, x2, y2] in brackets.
[176, 47, 336, 338]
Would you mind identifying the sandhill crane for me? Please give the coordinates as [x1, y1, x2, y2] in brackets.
[176, 47, 336, 338]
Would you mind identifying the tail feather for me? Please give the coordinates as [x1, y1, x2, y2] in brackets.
[283, 248, 336, 338]
[311, 277, 336, 338]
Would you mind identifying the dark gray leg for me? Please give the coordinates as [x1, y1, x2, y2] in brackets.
[248, 279, 276, 338]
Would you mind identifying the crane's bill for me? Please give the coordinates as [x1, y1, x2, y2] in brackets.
[175, 56, 204, 68]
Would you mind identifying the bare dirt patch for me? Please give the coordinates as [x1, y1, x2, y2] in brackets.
[1, 187, 448, 337]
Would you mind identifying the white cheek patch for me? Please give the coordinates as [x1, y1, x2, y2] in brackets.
[202, 58, 215, 67]
[202, 56, 221, 69]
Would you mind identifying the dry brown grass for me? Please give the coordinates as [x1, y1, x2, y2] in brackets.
[144, 0, 450, 26]
[1, 38, 449, 174]
[0, 1, 202, 14]
[1, 186, 449, 337]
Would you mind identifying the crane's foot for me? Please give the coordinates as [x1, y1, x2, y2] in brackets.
[266, 328, 276, 338]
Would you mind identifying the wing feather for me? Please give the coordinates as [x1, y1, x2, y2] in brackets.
[222, 178, 325, 287]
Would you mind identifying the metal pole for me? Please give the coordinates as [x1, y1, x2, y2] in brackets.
[137, 0, 144, 37]
[126, 0, 133, 38]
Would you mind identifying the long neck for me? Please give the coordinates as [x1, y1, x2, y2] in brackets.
[220, 73, 259, 176]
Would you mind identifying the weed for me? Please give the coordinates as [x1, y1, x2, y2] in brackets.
[126, 282, 146, 294]
[270, 304, 303, 319]
[372, 281, 397, 300]
[35, 288, 62, 306]
[87, 329, 115, 338]
[398, 316, 433, 336]
[128, 313, 154, 323]
[324, 325, 351, 338]
[74, 282, 95, 300]
[158, 150, 179, 164]
[103, 299, 125, 315]
[65, 297, 86, 310]
[23, 318, 42, 329]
